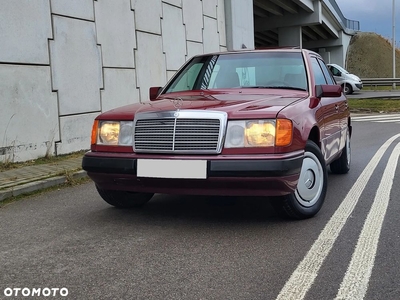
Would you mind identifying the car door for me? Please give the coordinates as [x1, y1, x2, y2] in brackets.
[321, 61, 349, 152]
[310, 57, 341, 163]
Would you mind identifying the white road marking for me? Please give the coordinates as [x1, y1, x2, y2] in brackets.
[354, 117, 400, 122]
[375, 119, 400, 123]
[352, 114, 400, 120]
[352, 114, 400, 122]
[275, 134, 400, 300]
[335, 142, 400, 300]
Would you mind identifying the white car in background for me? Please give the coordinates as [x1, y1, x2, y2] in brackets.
[327, 63, 363, 95]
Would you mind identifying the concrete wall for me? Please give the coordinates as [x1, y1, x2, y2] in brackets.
[0, 0, 227, 162]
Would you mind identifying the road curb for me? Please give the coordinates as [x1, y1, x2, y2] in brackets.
[0, 170, 87, 203]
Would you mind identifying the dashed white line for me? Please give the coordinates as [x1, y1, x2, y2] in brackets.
[275, 134, 400, 300]
[335, 142, 400, 300]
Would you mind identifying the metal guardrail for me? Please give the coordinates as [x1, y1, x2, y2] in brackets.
[361, 78, 400, 86]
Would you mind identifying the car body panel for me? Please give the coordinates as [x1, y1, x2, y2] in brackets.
[98, 91, 308, 121]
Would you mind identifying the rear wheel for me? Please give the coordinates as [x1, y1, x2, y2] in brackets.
[271, 140, 327, 219]
[330, 130, 351, 174]
[96, 186, 154, 208]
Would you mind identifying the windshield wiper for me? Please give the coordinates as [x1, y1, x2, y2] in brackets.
[241, 86, 307, 91]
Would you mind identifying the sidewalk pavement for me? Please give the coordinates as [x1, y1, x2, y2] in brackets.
[0, 156, 87, 203]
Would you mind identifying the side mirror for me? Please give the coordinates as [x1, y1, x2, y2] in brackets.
[149, 87, 162, 101]
[310, 85, 342, 109]
[315, 85, 342, 98]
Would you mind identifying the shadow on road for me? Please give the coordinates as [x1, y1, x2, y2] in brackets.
[89, 194, 295, 227]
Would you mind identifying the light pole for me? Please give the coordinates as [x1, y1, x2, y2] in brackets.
[393, 0, 396, 89]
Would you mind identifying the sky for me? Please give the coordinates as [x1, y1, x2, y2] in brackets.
[335, 0, 400, 48]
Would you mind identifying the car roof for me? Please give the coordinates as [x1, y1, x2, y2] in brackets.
[192, 48, 319, 58]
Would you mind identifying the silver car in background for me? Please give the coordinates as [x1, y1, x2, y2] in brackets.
[327, 63, 363, 95]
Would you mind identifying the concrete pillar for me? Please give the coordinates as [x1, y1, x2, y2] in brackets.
[224, 0, 254, 51]
[326, 32, 351, 67]
[341, 32, 352, 67]
[328, 47, 346, 67]
[278, 26, 302, 48]
[319, 48, 331, 63]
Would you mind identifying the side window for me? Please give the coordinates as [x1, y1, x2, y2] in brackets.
[330, 66, 341, 76]
[310, 58, 327, 85]
[318, 60, 335, 85]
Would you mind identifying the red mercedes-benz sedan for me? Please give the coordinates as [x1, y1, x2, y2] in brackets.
[82, 48, 351, 219]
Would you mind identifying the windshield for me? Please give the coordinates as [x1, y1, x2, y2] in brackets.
[163, 52, 308, 93]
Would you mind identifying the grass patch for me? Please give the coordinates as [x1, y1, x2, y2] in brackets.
[0, 150, 87, 172]
[363, 85, 399, 91]
[349, 98, 400, 113]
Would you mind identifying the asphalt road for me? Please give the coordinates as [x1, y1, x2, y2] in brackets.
[1, 116, 399, 300]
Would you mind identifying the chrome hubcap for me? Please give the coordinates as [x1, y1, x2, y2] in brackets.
[304, 170, 315, 189]
[295, 151, 324, 207]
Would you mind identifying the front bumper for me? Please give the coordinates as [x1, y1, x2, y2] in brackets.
[82, 151, 304, 196]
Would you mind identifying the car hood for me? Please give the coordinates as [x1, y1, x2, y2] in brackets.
[347, 74, 362, 82]
[98, 90, 309, 120]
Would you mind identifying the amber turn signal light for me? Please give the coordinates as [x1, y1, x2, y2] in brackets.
[91, 120, 99, 145]
[275, 119, 293, 147]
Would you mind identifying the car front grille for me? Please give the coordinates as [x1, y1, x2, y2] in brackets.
[133, 111, 227, 154]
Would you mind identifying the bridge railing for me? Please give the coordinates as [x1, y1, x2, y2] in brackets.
[346, 19, 360, 31]
[328, 0, 360, 31]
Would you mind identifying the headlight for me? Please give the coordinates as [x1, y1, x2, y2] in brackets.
[118, 121, 134, 145]
[99, 121, 120, 145]
[246, 121, 275, 146]
[93, 121, 133, 146]
[224, 119, 292, 148]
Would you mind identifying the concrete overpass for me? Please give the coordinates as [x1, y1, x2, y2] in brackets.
[226, 0, 360, 67]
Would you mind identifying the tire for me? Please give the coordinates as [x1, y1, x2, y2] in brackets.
[96, 186, 154, 208]
[343, 83, 353, 95]
[330, 130, 351, 174]
[271, 140, 327, 219]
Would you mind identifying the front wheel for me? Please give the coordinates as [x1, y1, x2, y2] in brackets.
[330, 130, 351, 174]
[271, 140, 327, 219]
[96, 186, 154, 208]
[343, 83, 353, 95]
